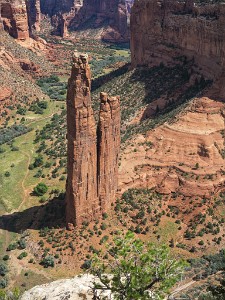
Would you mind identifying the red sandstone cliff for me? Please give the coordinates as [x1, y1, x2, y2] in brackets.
[66, 52, 99, 226]
[39, 0, 129, 41]
[97, 92, 120, 213]
[1, 0, 30, 40]
[131, 0, 225, 80]
[71, 0, 129, 41]
[66, 53, 121, 227]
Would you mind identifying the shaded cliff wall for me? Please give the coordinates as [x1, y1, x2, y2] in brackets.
[39, 0, 129, 41]
[131, 0, 225, 79]
[72, 0, 129, 41]
[66, 53, 120, 227]
[40, 0, 81, 16]
[40, 0, 83, 36]
[26, 0, 41, 32]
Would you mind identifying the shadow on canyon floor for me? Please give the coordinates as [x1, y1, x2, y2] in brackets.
[71, 14, 110, 32]
[130, 62, 213, 121]
[0, 196, 66, 234]
[92, 63, 130, 92]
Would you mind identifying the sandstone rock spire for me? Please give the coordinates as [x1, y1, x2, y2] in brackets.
[97, 92, 120, 213]
[66, 51, 99, 227]
[66, 53, 121, 227]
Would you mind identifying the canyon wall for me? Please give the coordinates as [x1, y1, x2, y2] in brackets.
[1, 0, 30, 40]
[40, 0, 83, 37]
[26, 0, 41, 32]
[66, 52, 120, 227]
[40, 0, 82, 16]
[39, 0, 129, 41]
[77, 0, 129, 41]
[0, 0, 41, 38]
[131, 0, 225, 79]
[0, 0, 130, 41]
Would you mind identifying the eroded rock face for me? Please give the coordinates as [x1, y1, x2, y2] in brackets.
[131, 0, 225, 79]
[39, 0, 129, 41]
[26, 0, 41, 32]
[66, 53, 120, 226]
[119, 97, 225, 198]
[66, 52, 99, 227]
[73, 0, 129, 41]
[40, 0, 83, 36]
[1, 0, 30, 40]
[97, 92, 120, 213]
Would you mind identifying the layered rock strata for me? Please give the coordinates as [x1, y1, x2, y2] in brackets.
[97, 92, 120, 213]
[39, 0, 129, 41]
[131, 0, 225, 80]
[119, 97, 225, 198]
[66, 53, 120, 226]
[71, 0, 129, 41]
[1, 0, 30, 40]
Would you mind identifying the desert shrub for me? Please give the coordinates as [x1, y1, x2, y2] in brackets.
[40, 256, 54, 268]
[0, 263, 8, 276]
[0, 125, 31, 145]
[17, 252, 27, 260]
[18, 239, 26, 250]
[33, 183, 48, 196]
[7, 243, 17, 251]
[2, 255, 9, 261]
[0, 278, 7, 288]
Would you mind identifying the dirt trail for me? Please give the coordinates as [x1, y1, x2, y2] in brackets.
[167, 281, 195, 299]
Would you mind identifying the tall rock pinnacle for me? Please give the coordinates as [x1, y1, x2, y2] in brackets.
[66, 52, 99, 227]
[66, 53, 121, 227]
[97, 92, 120, 213]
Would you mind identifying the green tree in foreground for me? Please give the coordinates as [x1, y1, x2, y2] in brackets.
[33, 183, 48, 196]
[90, 231, 186, 300]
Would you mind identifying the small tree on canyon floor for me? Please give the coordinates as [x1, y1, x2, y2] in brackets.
[33, 182, 48, 196]
[90, 231, 187, 300]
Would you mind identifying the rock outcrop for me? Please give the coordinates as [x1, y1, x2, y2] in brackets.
[26, 0, 41, 32]
[66, 52, 120, 226]
[66, 52, 99, 227]
[97, 92, 120, 213]
[39, 0, 129, 41]
[72, 0, 129, 41]
[21, 274, 112, 300]
[119, 97, 225, 198]
[1, 0, 29, 40]
[131, 0, 225, 80]
[41, 0, 83, 36]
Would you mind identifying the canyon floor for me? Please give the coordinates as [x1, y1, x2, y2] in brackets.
[0, 32, 224, 298]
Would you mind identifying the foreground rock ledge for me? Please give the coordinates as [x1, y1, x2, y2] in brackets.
[21, 274, 112, 300]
